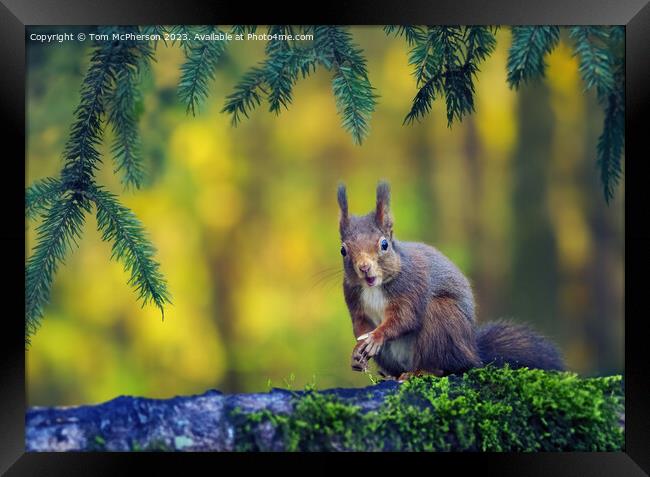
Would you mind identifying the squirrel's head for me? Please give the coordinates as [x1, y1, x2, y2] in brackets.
[337, 181, 401, 288]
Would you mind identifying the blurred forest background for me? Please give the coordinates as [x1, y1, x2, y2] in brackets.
[26, 26, 624, 406]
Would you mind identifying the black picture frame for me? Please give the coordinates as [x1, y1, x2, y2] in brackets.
[1, 0, 648, 474]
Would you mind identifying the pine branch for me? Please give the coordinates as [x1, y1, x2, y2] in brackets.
[60, 34, 120, 191]
[221, 67, 267, 126]
[331, 65, 376, 144]
[569, 26, 624, 202]
[408, 30, 441, 88]
[314, 26, 377, 145]
[569, 27, 616, 96]
[403, 74, 441, 125]
[466, 26, 497, 65]
[25, 194, 90, 345]
[222, 26, 320, 124]
[140, 25, 169, 48]
[265, 25, 297, 55]
[108, 67, 146, 189]
[90, 186, 171, 316]
[405, 26, 493, 126]
[26, 28, 173, 345]
[266, 47, 319, 115]
[61, 27, 157, 191]
[178, 26, 228, 116]
[264, 25, 301, 114]
[140, 25, 166, 36]
[436, 27, 473, 125]
[597, 67, 624, 203]
[166, 25, 195, 52]
[383, 25, 425, 45]
[507, 26, 560, 89]
[223, 25, 374, 143]
[232, 25, 258, 36]
[25, 178, 64, 221]
[443, 64, 476, 125]
[608, 25, 625, 43]
[265, 53, 298, 115]
[106, 32, 154, 189]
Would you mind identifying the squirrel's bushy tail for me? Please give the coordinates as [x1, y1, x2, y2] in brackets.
[477, 319, 565, 371]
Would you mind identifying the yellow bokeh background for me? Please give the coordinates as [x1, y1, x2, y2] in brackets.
[26, 27, 624, 406]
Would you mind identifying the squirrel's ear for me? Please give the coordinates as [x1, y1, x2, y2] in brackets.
[337, 183, 349, 233]
[375, 181, 393, 234]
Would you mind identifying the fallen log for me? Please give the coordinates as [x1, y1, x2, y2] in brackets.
[26, 367, 624, 452]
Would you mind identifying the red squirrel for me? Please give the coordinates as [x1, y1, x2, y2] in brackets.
[338, 181, 565, 381]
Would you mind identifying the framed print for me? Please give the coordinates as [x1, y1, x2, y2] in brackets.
[1, 0, 648, 474]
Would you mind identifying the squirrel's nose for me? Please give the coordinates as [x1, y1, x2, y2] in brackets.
[358, 262, 371, 274]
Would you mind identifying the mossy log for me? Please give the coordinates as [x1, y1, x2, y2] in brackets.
[26, 367, 624, 452]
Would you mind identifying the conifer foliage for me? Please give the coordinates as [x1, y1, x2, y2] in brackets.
[506, 26, 560, 88]
[222, 25, 376, 145]
[314, 26, 377, 145]
[392, 26, 497, 126]
[108, 55, 150, 189]
[25, 25, 626, 346]
[504, 25, 624, 203]
[568, 26, 624, 203]
[25, 27, 168, 346]
[389, 25, 623, 203]
[177, 25, 229, 116]
[91, 186, 172, 315]
[222, 25, 321, 126]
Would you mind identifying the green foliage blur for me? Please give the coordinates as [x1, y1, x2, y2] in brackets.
[26, 26, 624, 406]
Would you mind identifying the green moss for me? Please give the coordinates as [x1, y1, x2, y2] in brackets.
[230, 366, 624, 451]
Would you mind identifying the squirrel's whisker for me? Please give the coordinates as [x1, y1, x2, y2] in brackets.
[309, 267, 342, 279]
[306, 267, 343, 291]
[309, 271, 343, 290]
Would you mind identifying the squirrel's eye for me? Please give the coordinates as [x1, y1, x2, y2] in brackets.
[380, 238, 389, 251]
[340, 245, 347, 257]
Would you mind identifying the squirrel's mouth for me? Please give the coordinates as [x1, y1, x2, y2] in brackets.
[364, 276, 378, 287]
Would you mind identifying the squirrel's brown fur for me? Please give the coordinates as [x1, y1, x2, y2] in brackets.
[338, 181, 565, 379]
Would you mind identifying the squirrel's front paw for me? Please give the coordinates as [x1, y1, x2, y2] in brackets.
[351, 356, 368, 372]
[351, 344, 369, 372]
[357, 331, 384, 358]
